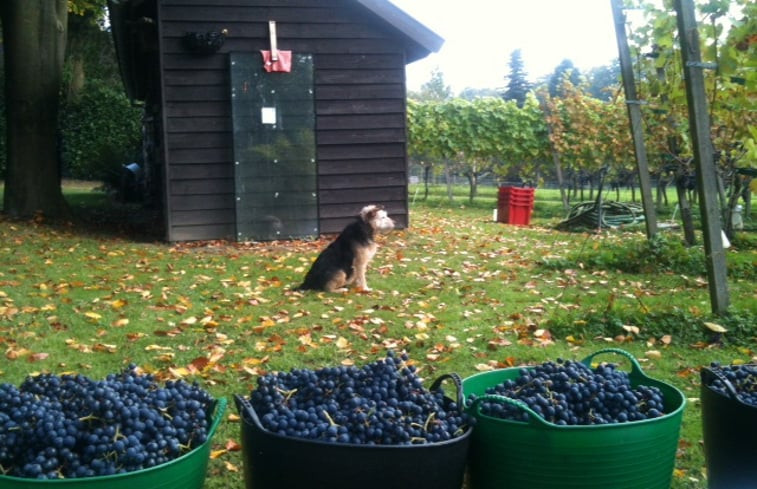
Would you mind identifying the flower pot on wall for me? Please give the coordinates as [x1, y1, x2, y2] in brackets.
[182, 29, 227, 54]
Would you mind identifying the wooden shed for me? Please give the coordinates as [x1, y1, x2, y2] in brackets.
[108, 0, 442, 242]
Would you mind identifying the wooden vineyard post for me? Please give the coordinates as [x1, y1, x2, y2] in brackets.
[610, 0, 658, 240]
[674, 0, 730, 315]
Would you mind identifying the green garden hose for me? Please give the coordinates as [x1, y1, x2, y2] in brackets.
[557, 201, 645, 230]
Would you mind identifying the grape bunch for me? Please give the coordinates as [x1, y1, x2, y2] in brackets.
[468, 358, 666, 425]
[248, 351, 471, 445]
[705, 363, 757, 407]
[0, 366, 215, 480]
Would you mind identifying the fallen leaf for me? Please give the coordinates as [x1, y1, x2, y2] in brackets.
[28, 352, 49, 362]
[622, 325, 640, 335]
[703, 322, 727, 333]
[168, 366, 189, 377]
[474, 363, 494, 371]
[210, 449, 227, 459]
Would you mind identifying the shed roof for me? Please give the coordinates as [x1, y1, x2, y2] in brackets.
[108, 0, 444, 102]
[356, 0, 444, 61]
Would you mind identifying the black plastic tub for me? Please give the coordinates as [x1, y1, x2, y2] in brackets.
[700, 366, 757, 489]
[234, 394, 471, 489]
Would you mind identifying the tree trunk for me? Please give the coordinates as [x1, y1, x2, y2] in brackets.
[743, 177, 752, 219]
[467, 172, 478, 203]
[676, 180, 697, 246]
[723, 175, 742, 240]
[541, 105, 569, 210]
[657, 178, 669, 206]
[422, 164, 430, 201]
[1, 0, 70, 219]
[444, 161, 454, 202]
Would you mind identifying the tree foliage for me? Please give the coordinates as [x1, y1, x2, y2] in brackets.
[547, 59, 583, 98]
[585, 61, 621, 101]
[502, 49, 532, 108]
[60, 80, 142, 181]
[544, 81, 633, 198]
[625, 0, 756, 235]
[408, 95, 550, 201]
[408, 66, 452, 102]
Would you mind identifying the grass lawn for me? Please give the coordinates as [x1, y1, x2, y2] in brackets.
[0, 181, 755, 488]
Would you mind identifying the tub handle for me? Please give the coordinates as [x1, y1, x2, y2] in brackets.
[208, 397, 228, 437]
[234, 393, 264, 428]
[467, 393, 552, 427]
[581, 348, 645, 378]
[430, 372, 464, 407]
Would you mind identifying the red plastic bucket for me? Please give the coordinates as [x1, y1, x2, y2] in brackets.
[497, 187, 534, 225]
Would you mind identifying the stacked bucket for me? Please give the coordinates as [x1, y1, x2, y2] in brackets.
[497, 187, 535, 225]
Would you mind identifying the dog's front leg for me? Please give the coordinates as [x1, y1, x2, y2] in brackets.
[348, 258, 366, 291]
[357, 272, 370, 291]
[353, 244, 376, 291]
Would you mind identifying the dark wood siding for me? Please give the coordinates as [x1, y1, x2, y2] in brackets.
[158, 0, 409, 241]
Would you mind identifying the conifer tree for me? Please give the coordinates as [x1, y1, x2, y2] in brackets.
[502, 49, 532, 107]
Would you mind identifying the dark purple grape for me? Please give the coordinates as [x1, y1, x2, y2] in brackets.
[705, 363, 757, 406]
[468, 358, 667, 425]
[0, 366, 214, 479]
[249, 351, 471, 445]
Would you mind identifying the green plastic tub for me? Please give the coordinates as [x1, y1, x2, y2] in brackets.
[0, 397, 226, 489]
[463, 348, 686, 489]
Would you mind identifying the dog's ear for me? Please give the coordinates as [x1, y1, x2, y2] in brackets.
[360, 205, 380, 221]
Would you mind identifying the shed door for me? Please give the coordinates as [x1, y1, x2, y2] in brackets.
[230, 52, 317, 241]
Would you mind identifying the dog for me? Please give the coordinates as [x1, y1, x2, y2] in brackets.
[297, 205, 395, 292]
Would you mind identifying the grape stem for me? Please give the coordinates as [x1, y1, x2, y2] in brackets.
[322, 410, 339, 427]
[423, 411, 436, 432]
[275, 386, 298, 403]
[113, 424, 126, 442]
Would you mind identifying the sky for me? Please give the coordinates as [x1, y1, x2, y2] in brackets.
[389, 0, 625, 93]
